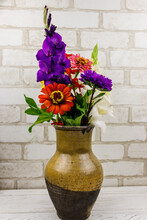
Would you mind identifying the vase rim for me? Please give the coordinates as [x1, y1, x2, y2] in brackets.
[54, 125, 95, 132]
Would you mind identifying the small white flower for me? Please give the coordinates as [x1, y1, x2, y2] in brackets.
[89, 91, 113, 131]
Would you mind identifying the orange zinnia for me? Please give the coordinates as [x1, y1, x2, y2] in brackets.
[38, 83, 74, 115]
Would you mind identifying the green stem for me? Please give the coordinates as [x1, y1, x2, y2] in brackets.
[74, 71, 79, 78]
[56, 114, 58, 122]
[85, 86, 96, 125]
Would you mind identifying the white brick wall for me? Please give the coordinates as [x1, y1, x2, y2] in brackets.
[0, 106, 20, 123]
[0, 0, 13, 7]
[81, 32, 129, 49]
[0, 126, 44, 142]
[24, 144, 56, 160]
[17, 178, 46, 189]
[126, 0, 147, 11]
[132, 107, 147, 122]
[0, 144, 21, 160]
[128, 144, 147, 159]
[102, 107, 128, 123]
[15, 0, 72, 8]
[130, 70, 147, 86]
[0, 67, 19, 85]
[112, 88, 147, 105]
[110, 51, 147, 67]
[0, 0, 147, 189]
[92, 144, 124, 160]
[103, 13, 147, 30]
[0, 162, 43, 178]
[0, 88, 40, 105]
[135, 33, 147, 48]
[102, 161, 144, 176]
[52, 11, 99, 28]
[74, 0, 121, 10]
[3, 49, 37, 66]
[101, 126, 146, 142]
[0, 179, 15, 189]
[0, 29, 22, 46]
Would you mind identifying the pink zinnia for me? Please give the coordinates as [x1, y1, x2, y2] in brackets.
[67, 54, 93, 73]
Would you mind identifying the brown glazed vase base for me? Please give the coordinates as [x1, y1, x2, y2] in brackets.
[45, 179, 100, 220]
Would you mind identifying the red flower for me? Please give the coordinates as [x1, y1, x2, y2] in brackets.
[71, 78, 84, 92]
[66, 53, 93, 73]
[38, 83, 74, 115]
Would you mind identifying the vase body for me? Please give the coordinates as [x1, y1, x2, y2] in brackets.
[45, 126, 103, 220]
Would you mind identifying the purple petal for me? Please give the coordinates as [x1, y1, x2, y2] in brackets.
[47, 13, 52, 28]
[42, 37, 55, 56]
[36, 49, 46, 61]
[39, 61, 48, 74]
[37, 70, 48, 82]
[51, 33, 62, 45]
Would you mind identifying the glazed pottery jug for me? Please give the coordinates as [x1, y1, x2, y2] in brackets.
[45, 125, 103, 220]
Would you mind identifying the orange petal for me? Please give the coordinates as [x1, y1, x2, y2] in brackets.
[57, 84, 64, 91]
[64, 92, 72, 98]
[60, 104, 71, 112]
[66, 96, 74, 101]
[64, 101, 74, 107]
[53, 82, 57, 90]
[48, 105, 55, 112]
[44, 100, 52, 107]
[38, 94, 47, 99]
[41, 104, 46, 109]
[63, 86, 70, 94]
[41, 88, 49, 96]
[48, 84, 53, 92]
[53, 105, 60, 114]
[46, 86, 52, 95]
[59, 108, 65, 115]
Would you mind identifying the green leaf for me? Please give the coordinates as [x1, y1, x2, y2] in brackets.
[83, 79, 93, 88]
[28, 112, 53, 133]
[24, 95, 38, 109]
[76, 93, 83, 103]
[84, 89, 93, 100]
[25, 108, 40, 115]
[91, 44, 98, 65]
[65, 114, 84, 126]
[76, 103, 85, 114]
[92, 98, 103, 108]
[93, 92, 105, 100]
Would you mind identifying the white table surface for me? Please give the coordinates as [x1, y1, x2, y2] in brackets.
[0, 187, 147, 220]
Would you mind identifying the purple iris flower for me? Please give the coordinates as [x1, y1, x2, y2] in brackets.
[36, 14, 70, 86]
[80, 70, 112, 91]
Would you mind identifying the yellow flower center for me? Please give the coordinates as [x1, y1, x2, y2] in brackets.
[50, 91, 64, 104]
[76, 57, 87, 66]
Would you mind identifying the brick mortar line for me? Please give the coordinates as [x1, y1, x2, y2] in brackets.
[1, 6, 147, 13]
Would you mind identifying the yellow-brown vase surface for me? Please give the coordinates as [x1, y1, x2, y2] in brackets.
[45, 126, 103, 192]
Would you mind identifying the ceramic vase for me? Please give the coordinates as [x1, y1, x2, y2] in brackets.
[45, 125, 103, 220]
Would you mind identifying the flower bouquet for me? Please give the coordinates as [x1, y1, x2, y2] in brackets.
[24, 6, 113, 220]
[24, 6, 113, 132]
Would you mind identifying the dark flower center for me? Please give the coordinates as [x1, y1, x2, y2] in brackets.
[50, 91, 64, 104]
[76, 57, 87, 66]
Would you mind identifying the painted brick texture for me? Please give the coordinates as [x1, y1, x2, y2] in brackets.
[0, 0, 147, 189]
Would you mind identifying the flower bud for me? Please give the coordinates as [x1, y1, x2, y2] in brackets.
[43, 5, 48, 25]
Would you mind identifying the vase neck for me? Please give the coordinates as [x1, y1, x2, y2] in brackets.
[55, 127, 94, 154]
